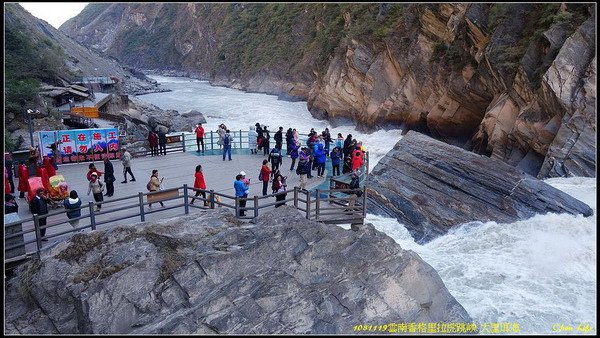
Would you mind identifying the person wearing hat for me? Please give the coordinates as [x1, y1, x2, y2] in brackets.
[347, 170, 362, 212]
[87, 172, 105, 212]
[234, 174, 249, 217]
[87, 163, 103, 182]
[240, 171, 250, 188]
[190, 164, 207, 206]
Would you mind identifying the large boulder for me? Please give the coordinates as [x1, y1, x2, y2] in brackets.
[366, 131, 593, 244]
[180, 109, 207, 124]
[4, 206, 472, 334]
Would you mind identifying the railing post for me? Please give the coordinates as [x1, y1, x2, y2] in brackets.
[210, 131, 214, 151]
[293, 187, 298, 208]
[183, 184, 189, 214]
[239, 129, 243, 149]
[362, 186, 367, 218]
[254, 195, 259, 218]
[306, 192, 311, 220]
[210, 190, 215, 209]
[182, 132, 186, 152]
[139, 192, 145, 222]
[315, 189, 320, 220]
[235, 196, 240, 218]
[33, 214, 42, 256]
[88, 201, 97, 231]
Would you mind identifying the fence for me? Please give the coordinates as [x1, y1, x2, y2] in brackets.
[4, 184, 367, 268]
[122, 130, 317, 158]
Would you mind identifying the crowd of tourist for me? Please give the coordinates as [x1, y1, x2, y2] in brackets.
[5, 123, 366, 239]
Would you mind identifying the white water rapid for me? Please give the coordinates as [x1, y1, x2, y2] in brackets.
[138, 75, 596, 334]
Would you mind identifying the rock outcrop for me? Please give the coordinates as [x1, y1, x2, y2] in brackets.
[4, 207, 473, 334]
[366, 131, 594, 244]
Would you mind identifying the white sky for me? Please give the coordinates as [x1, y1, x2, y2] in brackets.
[18, 2, 89, 29]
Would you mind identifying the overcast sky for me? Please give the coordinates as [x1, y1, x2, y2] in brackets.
[18, 2, 89, 29]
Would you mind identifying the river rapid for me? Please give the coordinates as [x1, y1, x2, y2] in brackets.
[139, 75, 596, 335]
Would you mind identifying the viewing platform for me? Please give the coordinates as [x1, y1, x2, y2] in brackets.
[5, 135, 368, 270]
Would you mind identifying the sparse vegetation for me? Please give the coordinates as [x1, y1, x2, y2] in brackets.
[56, 232, 107, 263]
[73, 261, 131, 284]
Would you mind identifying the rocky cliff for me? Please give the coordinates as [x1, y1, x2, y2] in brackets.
[60, 3, 596, 178]
[366, 131, 594, 244]
[4, 207, 472, 334]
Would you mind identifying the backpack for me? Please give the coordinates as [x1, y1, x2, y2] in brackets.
[223, 134, 231, 146]
[271, 150, 281, 164]
[146, 180, 152, 191]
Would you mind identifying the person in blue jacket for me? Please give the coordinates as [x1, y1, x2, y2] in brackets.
[64, 190, 82, 229]
[314, 143, 327, 178]
[330, 147, 342, 176]
[234, 174, 249, 216]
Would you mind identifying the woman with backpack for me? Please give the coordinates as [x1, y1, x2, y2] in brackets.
[260, 159, 271, 196]
[147, 169, 164, 208]
[87, 172, 105, 212]
[296, 148, 309, 190]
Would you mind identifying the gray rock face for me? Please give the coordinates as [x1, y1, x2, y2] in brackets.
[4, 207, 472, 334]
[366, 131, 594, 244]
[537, 16, 597, 178]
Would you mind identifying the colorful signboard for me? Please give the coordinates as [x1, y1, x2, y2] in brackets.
[38, 128, 120, 165]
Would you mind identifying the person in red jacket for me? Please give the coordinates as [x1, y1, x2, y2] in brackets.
[260, 159, 271, 196]
[86, 163, 103, 182]
[351, 148, 364, 171]
[5, 167, 11, 195]
[43, 156, 56, 177]
[148, 131, 159, 156]
[17, 162, 29, 198]
[36, 165, 50, 190]
[194, 124, 205, 153]
[190, 164, 207, 205]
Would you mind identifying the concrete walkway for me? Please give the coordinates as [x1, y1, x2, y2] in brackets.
[7, 150, 329, 256]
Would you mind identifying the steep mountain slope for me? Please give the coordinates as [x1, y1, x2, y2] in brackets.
[60, 3, 596, 178]
[5, 4, 157, 103]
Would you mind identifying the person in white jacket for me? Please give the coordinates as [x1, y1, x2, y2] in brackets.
[88, 172, 105, 212]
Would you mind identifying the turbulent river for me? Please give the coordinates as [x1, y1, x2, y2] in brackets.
[139, 75, 597, 335]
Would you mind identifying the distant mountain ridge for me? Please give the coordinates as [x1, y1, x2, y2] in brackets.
[60, 3, 596, 178]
